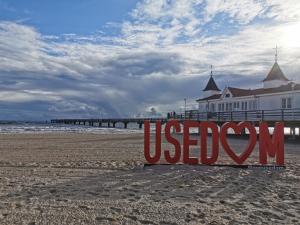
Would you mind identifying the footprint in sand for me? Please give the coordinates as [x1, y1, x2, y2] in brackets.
[124, 215, 137, 221]
[139, 219, 156, 224]
[95, 216, 117, 223]
[14, 203, 22, 209]
[132, 209, 139, 214]
[49, 189, 57, 194]
[110, 206, 122, 213]
[87, 191, 98, 196]
[196, 209, 206, 219]
[160, 222, 178, 225]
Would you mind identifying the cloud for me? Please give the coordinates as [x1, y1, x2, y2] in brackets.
[203, 0, 267, 24]
[0, 0, 300, 120]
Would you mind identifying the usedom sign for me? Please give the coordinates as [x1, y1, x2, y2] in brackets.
[144, 121, 284, 166]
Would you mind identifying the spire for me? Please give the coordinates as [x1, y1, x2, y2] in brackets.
[263, 62, 289, 82]
[263, 46, 289, 82]
[274, 45, 278, 63]
[203, 65, 221, 91]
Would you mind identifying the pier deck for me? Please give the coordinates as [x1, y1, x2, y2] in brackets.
[50, 118, 167, 129]
[51, 109, 300, 133]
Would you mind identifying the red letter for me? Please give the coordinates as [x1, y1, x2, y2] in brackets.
[183, 121, 199, 164]
[144, 120, 161, 164]
[200, 122, 219, 165]
[164, 120, 181, 164]
[220, 122, 257, 164]
[259, 122, 284, 165]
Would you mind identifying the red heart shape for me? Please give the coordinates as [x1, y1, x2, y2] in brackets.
[220, 122, 257, 164]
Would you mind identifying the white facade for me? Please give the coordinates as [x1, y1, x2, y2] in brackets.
[263, 79, 289, 89]
[197, 62, 299, 117]
[198, 90, 300, 113]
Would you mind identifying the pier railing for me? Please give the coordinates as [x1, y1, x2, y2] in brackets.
[51, 108, 300, 129]
[176, 108, 300, 122]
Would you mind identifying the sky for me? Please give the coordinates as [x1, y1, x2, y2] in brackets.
[0, 0, 300, 120]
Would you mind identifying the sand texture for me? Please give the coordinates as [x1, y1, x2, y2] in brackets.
[0, 133, 299, 225]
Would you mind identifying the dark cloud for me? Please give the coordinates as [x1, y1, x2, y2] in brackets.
[105, 52, 186, 77]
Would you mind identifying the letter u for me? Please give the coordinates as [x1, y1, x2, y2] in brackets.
[144, 120, 161, 164]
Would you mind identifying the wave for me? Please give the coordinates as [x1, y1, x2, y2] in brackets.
[0, 123, 144, 134]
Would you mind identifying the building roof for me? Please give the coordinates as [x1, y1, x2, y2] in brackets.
[196, 94, 221, 101]
[197, 82, 300, 102]
[227, 87, 252, 97]
[263, 62, 289, 82]
[203, 76, 221, 91]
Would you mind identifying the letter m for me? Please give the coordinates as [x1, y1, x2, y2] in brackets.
[259, 122, 284, 165]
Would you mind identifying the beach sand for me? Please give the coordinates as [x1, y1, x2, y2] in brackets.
[0, 133, 299, 225]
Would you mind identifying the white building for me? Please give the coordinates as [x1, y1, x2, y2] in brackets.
[196, 61, 300, 121]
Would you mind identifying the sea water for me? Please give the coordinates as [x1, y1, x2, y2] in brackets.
[0, 122, 144, 134]
[0, 121, 295, 135]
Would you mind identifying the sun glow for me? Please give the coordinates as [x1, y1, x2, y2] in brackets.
[280, 21, 300, 48]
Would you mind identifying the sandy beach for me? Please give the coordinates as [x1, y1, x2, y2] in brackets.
[0, 133, 299, 225]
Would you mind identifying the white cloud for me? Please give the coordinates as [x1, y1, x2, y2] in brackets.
[203, 0, 267, 24]
[264, 0, 300, 22]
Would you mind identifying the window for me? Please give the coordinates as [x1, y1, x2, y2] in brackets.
[241, 101, 248, 110]
[253, 100, 257, 110]
[249, 100, 257, 110]
[221, 103, 225, 111]
[211, 103, 215, 112]
[225, 94, 230, 98]
[282, 98, 286, 109]
[287, 98, 292, 108]
[282, 97, 292, 109]
[233, 102, 240, 110]
[218, 103, 221, 112]
[229, 103, 232, 111]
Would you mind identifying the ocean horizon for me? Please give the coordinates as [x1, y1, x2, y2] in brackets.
[0, 121, 297, 136]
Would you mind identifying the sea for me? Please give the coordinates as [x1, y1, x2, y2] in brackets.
[0, 121, 144, 134]
[0, 121, 295, 135]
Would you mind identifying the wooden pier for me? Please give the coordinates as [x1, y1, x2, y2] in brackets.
[51, 109, 300, 128]
[51, 118, 168, 129]
[51, 108, 300, 139]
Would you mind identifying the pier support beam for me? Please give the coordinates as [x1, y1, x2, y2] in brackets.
[98, 122, 102, 127]
[124, 122, 128, 129]
[241, 128, 246, 136]
[108, 122, 110, 127]
[113, 122, 116, 128]
[290, 127, 296, 140]
[138, 123, 143, 129]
